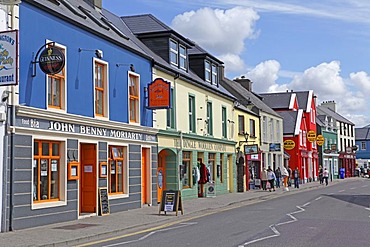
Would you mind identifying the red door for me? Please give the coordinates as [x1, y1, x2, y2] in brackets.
[80, 144, 97, 213]
[141, 148, 148, 205]
[157, 151, 166, 203]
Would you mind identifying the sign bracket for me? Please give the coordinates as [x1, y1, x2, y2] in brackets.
[31, 41, 55, 77]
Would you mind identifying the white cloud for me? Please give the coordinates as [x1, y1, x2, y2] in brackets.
[218, 53, 246, 73]
[171, 7, 259, 55]
[243, 60, 289, 92]
[349, 71, 370, 93]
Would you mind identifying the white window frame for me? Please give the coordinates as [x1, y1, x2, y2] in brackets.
[170, 39, 178, 66]
[179, 44, 187, 70]
[205, 60, 211, 82]
[107, 143, 129, 199]
[211, 64, 218, 85]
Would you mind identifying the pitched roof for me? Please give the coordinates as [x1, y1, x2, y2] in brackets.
[220, 78, 282, 118]
[278, 110, 300, 135]
[317, 105, 354, 125]
[355, 126, 370, 140]
[258, 92, 293, 110]
[27, 0, 152, 60]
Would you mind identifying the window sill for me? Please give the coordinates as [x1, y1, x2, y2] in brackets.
[32, 200, 67, 210]
[108, 193, 129, 200]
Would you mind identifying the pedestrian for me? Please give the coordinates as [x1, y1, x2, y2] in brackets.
[281, 165, 289, 191]
[267, 166, 276, 192]
[319, 166, 323, 184]
[275, 167, 281, 188]
[287, 166, 292, 187]
[293, 167, 300, 188]
[261, 167, 268, 191]
[323, 167, 329, 186]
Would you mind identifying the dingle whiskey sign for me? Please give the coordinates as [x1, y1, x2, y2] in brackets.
[147, 78, 171, 109]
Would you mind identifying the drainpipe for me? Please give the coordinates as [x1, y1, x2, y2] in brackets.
[178, 130, 183, 191]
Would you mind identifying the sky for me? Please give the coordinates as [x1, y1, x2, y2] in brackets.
[103, 0, 370, 128]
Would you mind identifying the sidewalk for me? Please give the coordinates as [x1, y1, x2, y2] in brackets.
[0, 178, 353, 247]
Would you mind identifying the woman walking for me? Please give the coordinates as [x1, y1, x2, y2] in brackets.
[267, 166, 276, 192]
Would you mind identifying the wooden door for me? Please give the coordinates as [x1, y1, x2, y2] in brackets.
[80, 144, 97, 213]
[157, 151, 166, 203]
[141, 148, 148, 205]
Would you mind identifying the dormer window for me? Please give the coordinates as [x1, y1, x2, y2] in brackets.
[205, 60, 218, 86]
[205, 61, 211, 82]
[170, 39, 178, 66]
[212, 64, 218, 85]
[179, 45, 187, 70]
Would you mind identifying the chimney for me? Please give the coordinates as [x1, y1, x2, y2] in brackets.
[219, 65, 225, 80]
[84, 0, 102, 10]
[234, 76, 252, 91]
[321, 100, 336, 112]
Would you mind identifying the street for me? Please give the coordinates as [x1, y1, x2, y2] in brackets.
[77, 179, 370, 247]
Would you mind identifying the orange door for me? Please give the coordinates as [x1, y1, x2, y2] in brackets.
[141, 148, 148, 205]
[80, 144, 97, 213]
[157, 151, 166, 203]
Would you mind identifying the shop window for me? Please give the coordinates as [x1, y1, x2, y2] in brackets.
[94, 59, 108, 117]
[47, 42, 66, 110]
[181, 151, 191, 188]
[33, 140, 61, 202]
[208, 153, 215, 181]
[129, 72, 140, 123]
[218, 153, 224, 182]
[108, 146, 127, 194]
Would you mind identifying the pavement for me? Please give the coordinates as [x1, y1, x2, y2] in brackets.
[0, 178, 357, 247]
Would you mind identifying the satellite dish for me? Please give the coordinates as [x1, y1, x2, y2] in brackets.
[0, 0, 21, 5]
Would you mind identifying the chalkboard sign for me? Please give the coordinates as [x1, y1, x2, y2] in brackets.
[159, 190, 183, 216]
[98, 187, 110, 216]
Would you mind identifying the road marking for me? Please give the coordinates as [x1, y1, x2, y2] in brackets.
[102, 223, 197, 247]
[361, 185, 368, 188]
[302, 202, 311, 207]
[240, 206, 305, 246]
[315, 197, 322, 201]
[350, 187, 356, 190]
[338, 190, 345, 192]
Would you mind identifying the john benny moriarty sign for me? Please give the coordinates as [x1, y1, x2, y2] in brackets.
[38, 46, 65, 75]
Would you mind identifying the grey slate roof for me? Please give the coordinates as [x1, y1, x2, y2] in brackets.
[355, 127, 370, 140]
[316, 115, 326, 127]
[220, 78, 282, 118]
[295, 91, 309, 111]
[27, 0, 152, 60]
[278, 111, 298, 135]
[120, 14, 235, 100]
[259, 92, 292, 109]
[317, 105, 354, 125]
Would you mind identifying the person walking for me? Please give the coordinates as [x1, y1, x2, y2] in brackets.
[323, 167, 329, 186]
[275, 167, 281, 188]
[293, 167, 300, 188]
[261, 167, 268, 191]
[281, 165, 289, 191]
[319, 166, 323, 184]
[267, 166, 276, 192]
[287, 166, 292, 187]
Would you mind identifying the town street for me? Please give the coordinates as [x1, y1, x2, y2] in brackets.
[78, 179, 370, 247]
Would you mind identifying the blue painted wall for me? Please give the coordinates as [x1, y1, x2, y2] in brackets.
[355, 140, 370, 159]
[19, 3, 153, 126]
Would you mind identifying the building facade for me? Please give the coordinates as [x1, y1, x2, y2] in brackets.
[2, 0, 158, 231]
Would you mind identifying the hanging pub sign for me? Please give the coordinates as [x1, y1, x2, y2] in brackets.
[284, 139, 295, 150]
[316, 135, 325, 146]
[147, 78, 171, 109]
[244, 144, 258, 154]
[0, 30, 18, 86]
[39, 46, 65, 75]
[307, 130, 316, 142]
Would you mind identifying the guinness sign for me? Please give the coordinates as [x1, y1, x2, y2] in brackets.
[38, 47, 65, 75]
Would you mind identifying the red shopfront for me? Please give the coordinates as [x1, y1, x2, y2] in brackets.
[339, 152, 356, 177]
[245, 151, 262, 191]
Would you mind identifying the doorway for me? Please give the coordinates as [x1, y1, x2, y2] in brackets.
[79, 143, 97, 214]
[141, 147, 151, 205]
[157, 150, 167, 204]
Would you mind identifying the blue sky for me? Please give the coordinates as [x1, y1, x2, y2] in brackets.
[103, 0, 370, 127]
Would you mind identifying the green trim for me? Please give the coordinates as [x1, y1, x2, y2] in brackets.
[158, 129, 236, 145]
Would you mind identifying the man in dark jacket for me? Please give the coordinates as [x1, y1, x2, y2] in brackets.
[293, 167, 300, 188]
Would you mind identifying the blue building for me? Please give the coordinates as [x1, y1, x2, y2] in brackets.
[2, 0, 158, 231]
[355, 124, 370, 169]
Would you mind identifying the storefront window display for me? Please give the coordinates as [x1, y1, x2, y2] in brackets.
[208, 153, 215, 181]
[109, 146, 126, 194]
[182, 151, 191, 188]
[33, 140, 60, 202]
